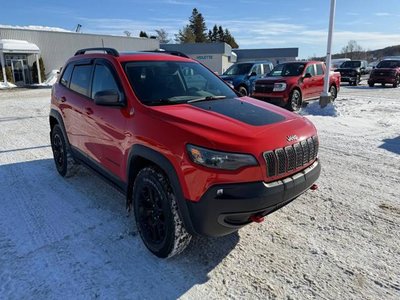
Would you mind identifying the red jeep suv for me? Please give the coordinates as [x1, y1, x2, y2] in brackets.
[50, 48, 321, 258]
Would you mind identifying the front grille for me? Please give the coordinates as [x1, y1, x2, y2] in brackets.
[254, 83, 274, 93]
[263, 136, 319, 177]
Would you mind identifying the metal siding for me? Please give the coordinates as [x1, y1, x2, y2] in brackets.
[0, 28, 159, 76]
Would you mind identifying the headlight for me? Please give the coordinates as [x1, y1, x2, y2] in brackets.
[273, 82, 287, 92]
[186, 144, 258, 170]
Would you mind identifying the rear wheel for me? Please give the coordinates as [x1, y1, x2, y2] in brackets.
[329, 85, 337, 101]
[237, 86, 248, 96]
[51, 124, 78, 177]
[287, 89, 302, 112]
[133, 167, 192, 258]
[368, 82, 374, 87]
[393, 76, 399, 88]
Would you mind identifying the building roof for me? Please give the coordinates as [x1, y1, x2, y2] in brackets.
[160, 43, 232, 56]
[0, 39, 40, 53]
[233, 48, 299, 59]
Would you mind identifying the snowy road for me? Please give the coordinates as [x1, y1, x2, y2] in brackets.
[0, 86, 399, 299]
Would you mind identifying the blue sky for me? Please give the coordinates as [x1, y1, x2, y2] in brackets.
[3, 0, 400, 58]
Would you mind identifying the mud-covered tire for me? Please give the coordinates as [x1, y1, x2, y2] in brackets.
[287, 89, 302, 112]
[51, 124, 79, 177]
[133, 167, 192, 258]
[237, 86, 248, 96]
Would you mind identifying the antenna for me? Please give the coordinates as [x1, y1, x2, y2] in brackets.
[102, 39, 105, 48]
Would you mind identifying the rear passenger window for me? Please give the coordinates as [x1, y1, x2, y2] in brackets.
[70, 65, 93, 96]
[91, 64, 119, 99]
[263, 64, 272, 74]
[60, 64, 73, 87]
[316, 64, 324, 75]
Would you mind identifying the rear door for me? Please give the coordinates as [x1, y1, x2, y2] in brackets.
[314, 63, 325, 96]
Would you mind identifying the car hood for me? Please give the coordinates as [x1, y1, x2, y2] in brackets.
[220, 74, 245, 84]
[149, 97, 317, 152]
[256, 76, 293, 83]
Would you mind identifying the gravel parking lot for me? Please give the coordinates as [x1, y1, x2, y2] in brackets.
[0, 86, 399, 299]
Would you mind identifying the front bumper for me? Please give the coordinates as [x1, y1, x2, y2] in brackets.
[186, 160, 321, 237]
[341, 76, 358, 83]
[368, 76, 396, 84]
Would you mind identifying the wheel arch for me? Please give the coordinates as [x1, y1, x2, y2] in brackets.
[126, 145, 196, 235]
[49, 109, 70, 147]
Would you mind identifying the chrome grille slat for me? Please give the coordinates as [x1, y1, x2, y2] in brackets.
[263, 136, 319, 177]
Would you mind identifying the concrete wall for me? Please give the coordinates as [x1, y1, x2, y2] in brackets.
[0, 28, 159, 75]
[190, 53, 225, 74]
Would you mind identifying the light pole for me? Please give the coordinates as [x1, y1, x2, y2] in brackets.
[320, 0, 336, 108]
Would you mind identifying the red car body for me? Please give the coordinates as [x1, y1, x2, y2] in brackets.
[50, 49, 320, 240]
[368, 60, 400, 87]
[252, 61, 340, 110]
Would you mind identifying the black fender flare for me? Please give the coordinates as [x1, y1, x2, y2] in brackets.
[49, 109, 71, 148]
[126, 144, 196, 235]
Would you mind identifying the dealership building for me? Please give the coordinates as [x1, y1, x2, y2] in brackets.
[1, 26, 298, 85]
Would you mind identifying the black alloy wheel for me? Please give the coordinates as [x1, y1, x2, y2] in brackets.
[288, 89, 301, 112]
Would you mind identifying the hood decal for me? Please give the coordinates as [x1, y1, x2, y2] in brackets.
[190, 98, 285, 126]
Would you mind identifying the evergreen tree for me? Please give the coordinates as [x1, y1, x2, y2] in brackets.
[139, 31, 148, 38]
[175, 25, 196, 43]
[189, 8, 207, 42]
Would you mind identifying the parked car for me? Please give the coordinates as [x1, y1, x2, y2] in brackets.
[334, 60, 369, 86]
[220, 61, 273, 96]
[252, 61, 341, 111]
[368, 59, 400, 87]
[50, 48, 321, 258]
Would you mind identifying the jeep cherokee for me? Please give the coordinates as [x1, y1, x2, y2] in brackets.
[50, 48, 321, 258]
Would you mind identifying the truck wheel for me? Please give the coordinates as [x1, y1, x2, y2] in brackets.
[133, 167, 192, 258]
[287, 89, 302, 112]
[329, 85, 337, 101]
[238, 86, 248, 96]
[51, 124, 79, 177]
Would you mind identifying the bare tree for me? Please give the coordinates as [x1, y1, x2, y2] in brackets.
[123, 30, 131, 37]
[341, 40, 365, 60]
[155, 29, 170, 44]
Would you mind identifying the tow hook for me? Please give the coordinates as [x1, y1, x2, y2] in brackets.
[310, 184, 318, 191]
[250, 215, 265, 223]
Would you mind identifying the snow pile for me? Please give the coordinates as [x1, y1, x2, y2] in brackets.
[31, 70, 59, 87]
[300, 100, 340, 117]
[0, 81, 17, 89]
[0, 24, 71, 32]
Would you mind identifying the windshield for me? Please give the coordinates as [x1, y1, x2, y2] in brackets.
[223, 63, 253, 76]
[340, 61, 361, 68]
[376, 60, 400, 69]
[124, 61, 236, 105]
[269, 63, 306, 77]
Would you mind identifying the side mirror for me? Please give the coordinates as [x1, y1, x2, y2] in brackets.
[249, 71, 257, 77]
[304, 73, 312, 78]
[94, 90, 124, 107]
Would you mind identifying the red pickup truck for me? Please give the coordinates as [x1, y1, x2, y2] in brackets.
[252, 61, 341, 111]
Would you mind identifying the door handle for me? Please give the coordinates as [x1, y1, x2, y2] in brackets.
[60, 96, 67, 102]
[85, 107, 93, 115]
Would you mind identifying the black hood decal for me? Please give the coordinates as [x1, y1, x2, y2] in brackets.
[190, 98, 285, 126]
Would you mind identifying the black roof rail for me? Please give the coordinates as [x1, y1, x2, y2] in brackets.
[74, 48, 120, 57]
[144, 50, 190, 59]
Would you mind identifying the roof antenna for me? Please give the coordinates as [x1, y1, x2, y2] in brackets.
[102, 38, 105, 48]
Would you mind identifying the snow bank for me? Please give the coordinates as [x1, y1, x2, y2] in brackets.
[0, 81, 17, 89]
[31, 70, 59, 87]
[300, 100, 340, 117]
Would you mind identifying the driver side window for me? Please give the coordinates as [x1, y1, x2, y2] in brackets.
[305, 64, 316, 77]
[91, 64, 119, 99]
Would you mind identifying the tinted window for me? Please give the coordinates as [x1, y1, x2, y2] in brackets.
[70, 65, 93, 96]
[270, 63, 306, 77]
[376, 60, 400, 68]
[91, 64, 119, 99]
[251, 64, 261, 75]
[60, 64, 73, 87]
[124, 61, 236, 105]
[263, 64, 272, 74]
[341, 61, 361, 68]
[316, 64, 324, 75]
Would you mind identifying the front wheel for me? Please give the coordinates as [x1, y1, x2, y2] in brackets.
[133, 167, 192, 258]
[368, 82, 374, 87]
[237, 86, 248, 96]
[287, 89, 302, 112]
[393, 76, 399, 88]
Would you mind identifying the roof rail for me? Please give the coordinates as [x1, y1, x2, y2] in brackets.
[144, 50, 190, 59]
[74, 48, 119, 57]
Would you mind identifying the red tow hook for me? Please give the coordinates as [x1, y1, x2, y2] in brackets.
[250, 215, 265, 223]
[310, 184, 318, 191]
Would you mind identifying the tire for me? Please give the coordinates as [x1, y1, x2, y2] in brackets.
[133, 167, 192, 258]
[51, 124, 79, 177]
[368, 82, 374, 87]
[393, 76, 399, 88]
[287, 89, 302, 112]
[329, 85, 337, 101]
[381, 83, 385, 87]
[237, 86, 248, 96]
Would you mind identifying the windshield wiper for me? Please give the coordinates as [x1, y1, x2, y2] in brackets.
[187, 96, 226, 103]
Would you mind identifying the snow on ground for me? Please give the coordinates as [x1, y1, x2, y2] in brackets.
[30, 70, 60, 87]
[0, 86, 399, 299]
[0, 82, 17, 89]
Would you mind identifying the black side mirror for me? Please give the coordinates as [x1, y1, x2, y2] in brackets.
[249, 71, 257, 77]
[304, 73, 312, 78]
[94, 90, 124, 107]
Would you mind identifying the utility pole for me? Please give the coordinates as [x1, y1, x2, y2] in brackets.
[319, 0, 336, 108]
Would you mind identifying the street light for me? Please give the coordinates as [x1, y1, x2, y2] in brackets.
[320, 0, 336, 108]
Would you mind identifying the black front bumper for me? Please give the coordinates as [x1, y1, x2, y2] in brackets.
[186, 160, 321, 237]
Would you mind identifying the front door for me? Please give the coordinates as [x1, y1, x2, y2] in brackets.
[11, 59, 26, 85]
